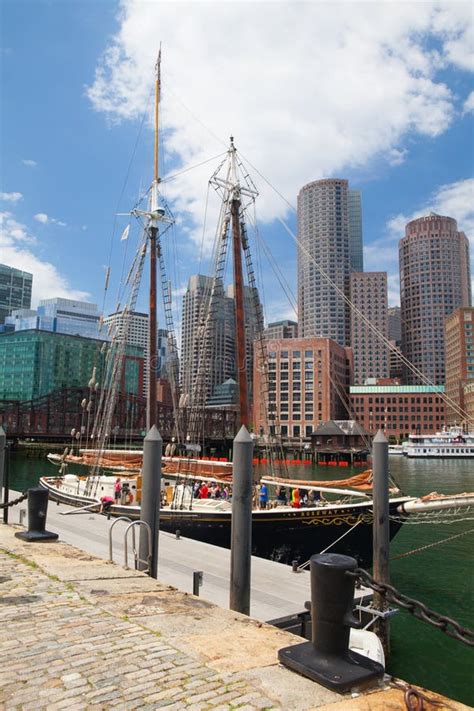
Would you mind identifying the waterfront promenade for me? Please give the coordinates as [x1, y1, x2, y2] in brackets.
[1, 522, 468, 710]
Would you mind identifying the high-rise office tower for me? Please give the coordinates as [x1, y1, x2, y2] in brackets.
[181, 275, 234, 403]
[264, 320, 298, 340]
[388, 306, 402, 344]
[348, 190, 363, 272]
[225, 283, 263, 402]
[387, 305, 403, 381]
[400, 214, 471, 385]
[297, 178, 351, 346]
[444, 307, 474, 426]
[350, 272, 388, 384]
[0, 264, 33, 324]
[103, 310, 149, 388]
[5, 298, 101, 339]
[181, 275, 262, 404]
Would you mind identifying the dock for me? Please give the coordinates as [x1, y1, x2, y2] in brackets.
[1, 521, 468, 710]
[1, 493, 469, 710]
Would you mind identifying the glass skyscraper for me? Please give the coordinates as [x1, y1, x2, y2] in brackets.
[0, 264, 33, 325]
[0, 330, 143, 401]
[348, 190, 363, 272]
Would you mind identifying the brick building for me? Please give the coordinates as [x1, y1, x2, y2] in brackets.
[445, 307, 474, 427]
[350, 384, 445, 441]
[253, 337, 352, 440]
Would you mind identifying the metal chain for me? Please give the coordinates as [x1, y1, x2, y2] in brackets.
[0, 492, 28, 509]
[348, 568, 474, 647]
[389, 680, 452, 710]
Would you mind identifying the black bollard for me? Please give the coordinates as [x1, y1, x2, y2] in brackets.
[278, 553, 384, 692]
[15, 488, 59, 542]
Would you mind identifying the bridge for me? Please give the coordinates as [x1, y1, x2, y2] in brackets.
[0, 387, 238, 443]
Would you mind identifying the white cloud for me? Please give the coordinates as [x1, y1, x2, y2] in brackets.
[22, 159, 37, 168]
[463, 91, 474, 114]
[34, 212, 67, 227]
[365, 178, 474, 305]
[386, 178, 474, 239]
[0, 211, 90, 305]
[0, 192, 23, 203]
[87, 0, 472, 249]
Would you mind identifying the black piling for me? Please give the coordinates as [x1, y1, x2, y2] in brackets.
[139, 425, 163, 578]
[372, 429, 390, 656]
[229, 425, 254, 615]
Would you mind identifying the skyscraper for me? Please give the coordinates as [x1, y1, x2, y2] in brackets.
[0, 264, 33, 324]
[5, 298, 101, 339]
[181, 275, 234, 403]
[400, 214, 471, 385]
[297, 178, 351, 346]
[348, 190, 363, 272]
[350, 272, 388, 384]
[181, 275, 262, 404]
[103, 310, 149, 388]
[264, 320, 298, 340]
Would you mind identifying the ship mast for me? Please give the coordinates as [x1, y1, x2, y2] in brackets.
[147, 48, 161, 429]
[229, 139, 249, 428]
[206, 138, 258, 431]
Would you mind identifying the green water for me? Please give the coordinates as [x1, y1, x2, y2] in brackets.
[7, 451, 474, 705]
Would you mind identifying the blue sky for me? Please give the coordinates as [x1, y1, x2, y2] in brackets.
[1, 0, 473, 331]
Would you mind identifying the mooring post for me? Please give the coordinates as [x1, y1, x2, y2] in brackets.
[15, 488, 58, 542]
[2, 435, 10, 525]
[139, 425, 162, 578]
[278, 553, 384, 691]
[0, 426, 5, 501]
[372, 429, 390, 657]
[229, 425, 254, 615]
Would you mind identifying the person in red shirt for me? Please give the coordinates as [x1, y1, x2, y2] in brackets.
[199, 483, 209, 499]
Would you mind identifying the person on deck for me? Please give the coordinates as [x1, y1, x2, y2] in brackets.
[114, 477, 122, 503]
[99, 495, 114, 513]
[291, 487, 301, 508]
[277, 486, 287, 505]
[199, 482, 209, 499]
[259, 483, 268, 510]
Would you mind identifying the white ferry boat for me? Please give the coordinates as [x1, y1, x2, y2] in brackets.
[404, 426, 474, 458]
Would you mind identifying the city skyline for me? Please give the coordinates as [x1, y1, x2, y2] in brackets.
[1, 1, 473, 327]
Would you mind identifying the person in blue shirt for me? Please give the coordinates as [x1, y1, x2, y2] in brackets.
[259, 482, 268, 510]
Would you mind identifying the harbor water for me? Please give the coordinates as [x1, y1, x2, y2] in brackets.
[7, 451, 474, 706]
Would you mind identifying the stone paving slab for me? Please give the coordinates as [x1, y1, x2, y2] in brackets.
[1, 524, 468, 711]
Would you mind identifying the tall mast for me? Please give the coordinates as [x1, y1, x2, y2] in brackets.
[147, 48, 161, 429]
[208, 138, 257, 432]
[230, 138, 249, 429]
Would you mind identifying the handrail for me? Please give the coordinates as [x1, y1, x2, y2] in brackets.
[108, 516, 133, 563]
[124, 521, 152, 573]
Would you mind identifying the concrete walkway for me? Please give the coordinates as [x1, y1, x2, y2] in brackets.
[0, 524, 467, 710]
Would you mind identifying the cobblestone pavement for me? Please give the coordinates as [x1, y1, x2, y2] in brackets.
[0, 550, 277, 710]
[1, 529, 467, 711]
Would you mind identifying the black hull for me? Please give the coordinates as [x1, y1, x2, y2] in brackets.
[157, 504, 404, 568]
[39, 478, 407, 569]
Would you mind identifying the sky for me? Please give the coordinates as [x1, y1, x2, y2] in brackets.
[1, 0, 473, 333]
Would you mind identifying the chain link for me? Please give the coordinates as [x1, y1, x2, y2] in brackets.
[349, 568, 474, 647]
[0, 492, 28, 509]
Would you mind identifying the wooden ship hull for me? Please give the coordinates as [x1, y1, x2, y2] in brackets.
[39, 475, 409, 568]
